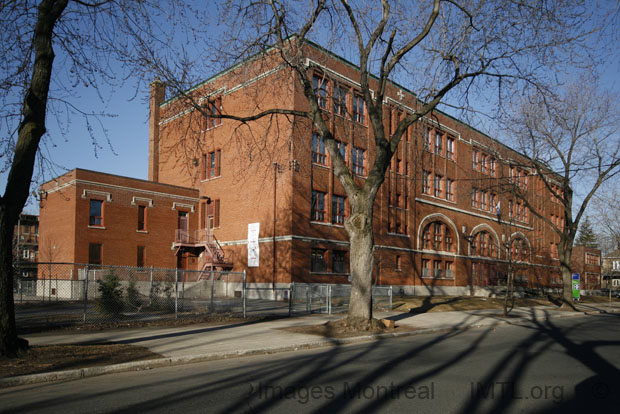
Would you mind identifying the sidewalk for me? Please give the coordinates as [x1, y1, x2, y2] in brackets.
[3, 301, 619, 387]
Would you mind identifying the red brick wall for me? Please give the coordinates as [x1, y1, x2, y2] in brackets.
[39, 169, 199, 275]
[146, 43, 564, 288]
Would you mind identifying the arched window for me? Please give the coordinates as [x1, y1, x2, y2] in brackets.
[471, 231, 497, 257]
[422, 221, 454, 252]
[511, 237, 529, 262]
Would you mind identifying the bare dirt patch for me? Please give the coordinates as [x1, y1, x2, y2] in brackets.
[391, 296, 557, 314]
[0, 343, 162, 378]
[281, 318, 417, 339]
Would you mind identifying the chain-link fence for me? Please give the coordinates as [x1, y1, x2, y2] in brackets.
[289, 283, 392, 315]
[13, 263, 394, 330]
[13, 262, 247, 328]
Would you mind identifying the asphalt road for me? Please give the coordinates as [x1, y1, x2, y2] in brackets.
[1, 314, 619, 413]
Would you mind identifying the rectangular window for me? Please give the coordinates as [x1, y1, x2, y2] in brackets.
[435, 132, 443, 155]
[353, 94, 365, 124]
[311, 249, 327, 272]
[446, 137, 455, 160]
[333, 85, 348, 116]
[352, 147, 365, 175]
[205, 200, 220, 229]
[312, 75, 328, 109]
[423, 171, 431, 194]
[423, 127, 432, 150]
[445, 261, 453, 278]
[312, 133, 327, 165]
[88, 243, 102, 265]
[472, 150, 479, 170]
[203, 97, 222, 130]
[396, 255, 401, 271]
[89, 199, 103, 227]
[489, 159, 496, 176]
[422, 259, 430, 277]
[481, 154, 487, 173]
[209, 150, 221, 178]
[311, 191, 327, 222]
[434, 175, 443, 198]
[433, 260, 443, 278]
[201, 201, 207, 229]
[137, 245, 145, 268]
[333, 250, 346, 273]
[446, 179, 454, 201]
[586, 253, 600, 265]
[490, 193, 497, 212]
[337, 141, 347, 162]
[138, 205, 146, 231]
[332, 195, 346, 225]
[203, 150, 221, 179]
[472, 189, 479, 208]
[480, 191, 487, 210]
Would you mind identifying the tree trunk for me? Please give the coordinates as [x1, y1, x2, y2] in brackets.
[0, 208, 27, 356]
[0, 0, 68, 357]
[559, 244, 575, 307]
[345, 211, 374, 323]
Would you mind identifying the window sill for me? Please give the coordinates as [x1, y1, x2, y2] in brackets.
[201, 124, 223, 132]
[136, 230, 148, 234]
[88, 226, 106, 230]
[387, 232, 410, 238]
[311, 162, 329, 169]
[421, 276, 455, 280]
[422, 194, 457, 204]
[311, 221, 342, 228]
[201, 176, 222, 183]
[310, 271, 349, 276]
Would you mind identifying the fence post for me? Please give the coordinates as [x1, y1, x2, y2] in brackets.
[181, 270, 186, 312]
[83, 265, 89, 324]
[306, 286, 310, 313]
[175, 268, 179, 320]
[328, 284, 332, 315]
[210, 270, 215, 313]
[243, 270, 247, 318]
[389, 286, 393, 310]
[150, 266, 154, 295]
[288, 282, 293, 316]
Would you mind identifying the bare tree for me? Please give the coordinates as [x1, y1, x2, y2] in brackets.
[134, 0, 609, 325]
[0, 0, 196, 356]
[591, 188, 620, 252]
[503, 75, 620, 306]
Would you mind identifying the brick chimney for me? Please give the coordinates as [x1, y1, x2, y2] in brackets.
[148, 79, 165, 182]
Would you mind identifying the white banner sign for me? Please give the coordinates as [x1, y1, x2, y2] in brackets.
[248, 222, 260, 267]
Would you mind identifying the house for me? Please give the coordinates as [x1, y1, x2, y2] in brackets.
[39, 41, 565, 296]
[13, 214, 39, 278]
[570, 245, 602, 292]
[602, 249, 620, 292]
[39, 169, 199, 272]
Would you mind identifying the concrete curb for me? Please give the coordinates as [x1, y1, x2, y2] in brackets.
[2, 307, 616, 388]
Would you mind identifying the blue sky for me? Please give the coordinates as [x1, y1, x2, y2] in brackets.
[7, 78, 151, 215]
[4, 1, 619, 216]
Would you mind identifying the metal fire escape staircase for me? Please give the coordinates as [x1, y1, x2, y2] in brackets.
[173, 228, 233, 280]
